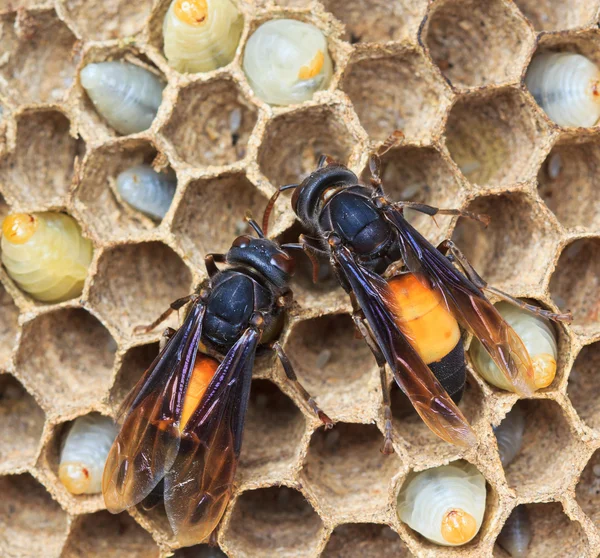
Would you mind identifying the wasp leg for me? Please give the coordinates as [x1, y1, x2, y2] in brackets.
[282, 234, 328, 284]
[438, 239, 572, 323]
[368, 130, 405, 194]
[133, 293, 198, 335]
[205, 253, 226, 278]
[159, 327, 177, 351]
[394, 202, 490, 227]
[273, 342, 333, 428]
[351, 310, 394, 455]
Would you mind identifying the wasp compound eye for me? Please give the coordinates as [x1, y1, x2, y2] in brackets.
[232, 235, 252, 249]
[270, 252, 296, 277]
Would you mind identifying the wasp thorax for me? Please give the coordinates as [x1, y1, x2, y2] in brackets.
[243, 19, 333, 106]
[525, 52, 600, 127]
[397, 461, 486, 546]
[163, 0, 243, 73]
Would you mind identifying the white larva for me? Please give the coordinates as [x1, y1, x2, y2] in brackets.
[525, 52, 600, 127]
[1, 212, 93, 303]
[163, 0, 243, 73]
[116, 164, 176, 221]
[397, 461, 487, 546]
[80, 61, 165, 135]
[243, 19, 333, 106]
[59, 414, 118, 495]
[494, 405, 525, 468]
[497, 506, 532, 558]
[470, 302, 558, 392]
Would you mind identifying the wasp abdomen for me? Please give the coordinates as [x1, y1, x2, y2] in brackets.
[387, 273, 465, 402]
[180, 355, 220, 431]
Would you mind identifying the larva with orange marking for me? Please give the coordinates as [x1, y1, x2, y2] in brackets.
[1, 212, 93, 303]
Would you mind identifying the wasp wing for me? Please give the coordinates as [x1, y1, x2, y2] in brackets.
[383, 207, 536, 396]
[163, 326, 259, 546]
[335, 244, 476, 447]
[102, 303, 206, 513]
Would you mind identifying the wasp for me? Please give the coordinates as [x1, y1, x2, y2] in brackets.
[102, 217, 331, 546]
[263, 133, 570, 451]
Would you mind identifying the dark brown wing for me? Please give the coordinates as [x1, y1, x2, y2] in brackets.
[163, 326, 259, 546]
[383, 206, 536, 396]
[334, 244, 476, 447]
[103, 302, 205, 513]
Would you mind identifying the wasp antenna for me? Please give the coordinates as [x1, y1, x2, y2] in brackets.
[262, 183, 298, 235]
[377, 130, 405, 157]
[245, 212, 265, 238]
[317, 154, 336, 169]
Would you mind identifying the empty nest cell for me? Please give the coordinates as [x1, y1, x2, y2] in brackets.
[576, 449, 600, 533]
[322, 523, 409, 557]
[0, 280, 19, 365]
[501, 400, 581, 496]
[549, 238, 600, 334]
[423, 0, 533, 88]
[62, 511, 159, 557]
[513, 0, 599, 31]
[452, 193, 558, 291]
[172, 172, 269, 270]
[238, 379, 305, 479]
[445, 89, 550, 188]
[74, 139, 171, 241]
[87, 241, 192, 334]
[364, 145, 464, 245]
[283, 313, 376, 421]
[174, 544, 227, 557]
[0, 9, 78, 104]
[320, 0, 428, 44]
[0, 108, 83, 207]
[302, 423, 401, 519]
[0, 374, 45, 474]
[16, 308, 116, 411]
[224, 486, 323, 557]
[538, 136, 600, 231]
[0, 473, 68, 557]
[161, 78, 256, 168]
[495, 503, 587, 556]
[340, 48, 451, 143]
[110, 341, 159, 408]
[568, 341, 600, 430]
[62, 0, 153, 41]
[258, 106, 354, 187]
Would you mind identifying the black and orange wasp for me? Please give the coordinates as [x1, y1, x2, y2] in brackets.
[102, 217, 331, 545]
[263, 133, 571, 451]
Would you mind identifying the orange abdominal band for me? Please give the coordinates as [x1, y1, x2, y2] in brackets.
[174, 0, 208, 25]
[2, 213, 37, 245]
[387, 273, 460, 364]
[441, 508, 478, 544]
[180, 354, 219, 431]
[298, 50, 325, 80]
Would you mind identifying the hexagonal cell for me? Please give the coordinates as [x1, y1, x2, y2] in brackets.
[514, 0, 599, 31]
[320, 0, 428, 44]
[445, 89, 550, 188]
[322, 523, 409, 557]
[424, 0, 533, 88]
[501, 400, 580, 495]
[258, 106, 354, 188]
[0, 109, 83, 207]
[225, 486, 323, 557]
[391, 375, 484, 461]
[174, 545, 228, 557]
[88, 241, 192, 335]
[303, 423, 401, 519]
[538, 137, 600, 231]
[110, 341, 159, 408]
[74, 139, 173, 241]
[576, 449, 600, 532]
[239, 380, 305, 479]
[62, 511, 159, 557]
[362, 145, 464, 245]
[172, 172, 270, 271]
[452, 193, 558, 291]
[495, 503, 586, 557]
[0, 473, 68, 557]
[549, 239, 600, 334]
[0, 374, 45, 474]
[16, 308, 116, 411]
[62, 0, 153, 41]
[568, 342, 600, 429]
[161, 78, 257, 168]
[340, 48, 451, 143]
[0, 281, 19, 366]
[283, 313, 376, 421]
[0, 9, 78, 104]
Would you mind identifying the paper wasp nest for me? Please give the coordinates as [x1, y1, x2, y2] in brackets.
[0, 0, 598, 556]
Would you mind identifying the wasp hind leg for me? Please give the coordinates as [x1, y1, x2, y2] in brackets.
[438, 239, 572, 323]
